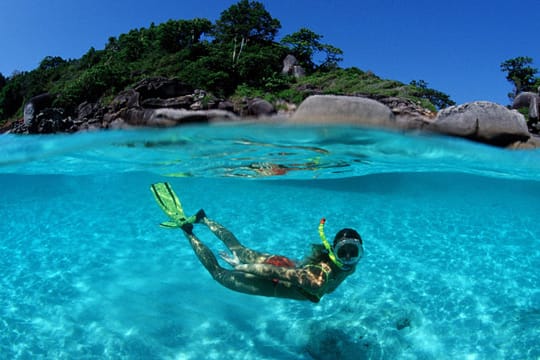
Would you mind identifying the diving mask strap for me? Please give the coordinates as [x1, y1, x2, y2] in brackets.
[318, 218, 344, 269]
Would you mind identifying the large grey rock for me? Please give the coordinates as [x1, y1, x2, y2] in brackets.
[218, 100, 234, 112]
[372, 96, 436, 130]
[247, 98, 276, 116]
[513, 91, 539, 120]
[291, 95, 395, 127]
[76, 101, 103, 122]
[133, 77, 193, 100]
[28, 108, 73, 134]
[282, 54, 297, 75]
[117, 108, 238, 128]
[141, 95, 194, 109]
[282, 54, 305, 78]
[23, 93, 53, 126]
[109, 89, 140, 112]
[292, 65, 306, 78]
[431, 101, 530, 146]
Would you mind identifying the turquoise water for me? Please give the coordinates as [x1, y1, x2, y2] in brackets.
[1, 124, 539, 359]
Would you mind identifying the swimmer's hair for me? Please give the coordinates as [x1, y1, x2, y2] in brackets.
[334, 228, 362, 245]
[303, 244, 327, 265]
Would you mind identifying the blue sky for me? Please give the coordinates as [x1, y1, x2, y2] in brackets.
[1, 0, 539, 105]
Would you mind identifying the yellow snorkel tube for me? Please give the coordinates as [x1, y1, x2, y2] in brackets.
[318, 218, 345, 269]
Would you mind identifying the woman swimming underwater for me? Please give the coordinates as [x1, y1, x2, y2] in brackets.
[150, 182, 363, 303]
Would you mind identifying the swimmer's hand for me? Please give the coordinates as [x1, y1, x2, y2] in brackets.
[219, 251, 241, 267]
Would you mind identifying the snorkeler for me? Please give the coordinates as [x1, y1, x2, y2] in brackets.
[150, 182, 363, 303]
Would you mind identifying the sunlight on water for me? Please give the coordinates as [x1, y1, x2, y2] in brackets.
[1, 124, 539, 359]
[1, 124, 540, 180]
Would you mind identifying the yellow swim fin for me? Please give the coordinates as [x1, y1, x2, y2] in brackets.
[150, 182, 195, 228]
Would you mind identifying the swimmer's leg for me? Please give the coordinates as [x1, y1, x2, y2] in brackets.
[194, 210, 269, 264]
[213, 269, 307, 300]
[181, 225, 223, 276]
[182, 227, 304, 300]
[181, 224, 306, 300]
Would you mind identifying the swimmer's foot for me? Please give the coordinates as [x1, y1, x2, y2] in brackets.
[175, 210, 204, 233]
[194, 209, 207, 223]
[181, 222, 194, 234]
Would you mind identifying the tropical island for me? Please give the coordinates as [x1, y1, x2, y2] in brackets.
[0, 0, 538, 149]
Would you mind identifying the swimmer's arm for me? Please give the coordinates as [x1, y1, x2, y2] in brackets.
[235, 264, 325, 291]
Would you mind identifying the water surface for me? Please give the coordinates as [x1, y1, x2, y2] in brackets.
[1, 125, 539, 359]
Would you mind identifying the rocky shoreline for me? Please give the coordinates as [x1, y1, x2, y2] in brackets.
[4, 77, 539, 150]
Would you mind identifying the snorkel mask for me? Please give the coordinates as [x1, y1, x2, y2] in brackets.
[318, 218, 363, 269]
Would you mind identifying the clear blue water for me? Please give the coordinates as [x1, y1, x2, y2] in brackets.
[1, 124, 539, 359]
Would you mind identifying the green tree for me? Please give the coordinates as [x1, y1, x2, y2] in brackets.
[178, 54, 233, 95]
[0, 72, 6, 91]
[213, 0, 281, 65]
[234, 43, 286, 87]
[79, 47, 104, 70]
[54, 63, 126, 112]
[409, 80, 455, 110]
[104, 29, 149, 63]
[0, 72, 25, 119]
[500, 56, 538, 100]
[213, 0, 280, 43]
[38, 56, 67, 71]
[280, 28, 343, 72]
[156, 18, 212, 53]
[35, 56, 70, 89]
[105, 36, 119, 53]
[0, 69, 52, 120]
[117, 29, 146, 62]
[318, 44, 344, 71]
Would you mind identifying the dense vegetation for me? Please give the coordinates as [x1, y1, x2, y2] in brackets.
[0, 0, 454, 126]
